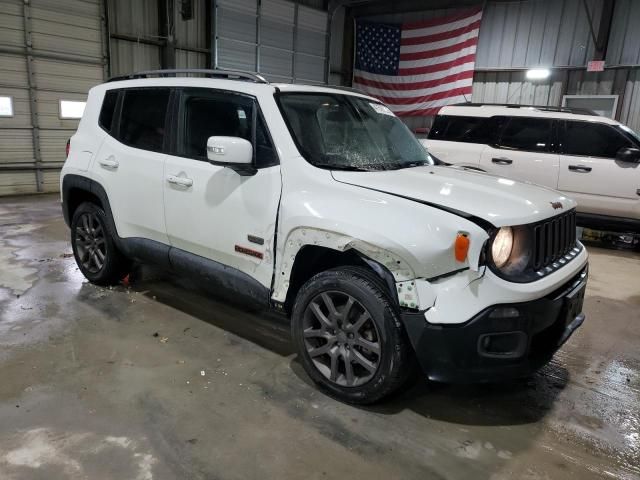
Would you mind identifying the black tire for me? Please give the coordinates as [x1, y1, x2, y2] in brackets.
[291, 266, 413, 404]
[70, 202, 130, 286]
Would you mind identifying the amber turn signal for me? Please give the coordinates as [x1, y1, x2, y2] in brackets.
[455, 233, 470, 262]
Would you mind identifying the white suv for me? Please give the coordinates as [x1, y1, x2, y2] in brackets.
[61, 70, 588, 403]
[424, 104, 640, 233]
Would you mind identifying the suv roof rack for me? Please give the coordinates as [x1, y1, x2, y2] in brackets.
[450, 102, 597, 116]
[107, 68, 269, 84]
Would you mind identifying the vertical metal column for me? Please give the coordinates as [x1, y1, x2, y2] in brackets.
[211, 0, 218, 68]
[22, 0, 43, 192]
[255, 0, 261, 73]
[100, 0, 111, 79]
[292, 2, 299, 82]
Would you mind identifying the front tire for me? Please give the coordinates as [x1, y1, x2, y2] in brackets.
[291, 266, 413, 404]
[71, 202, 130, 286]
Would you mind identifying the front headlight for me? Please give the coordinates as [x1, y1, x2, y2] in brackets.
[491, 226, 513, 268]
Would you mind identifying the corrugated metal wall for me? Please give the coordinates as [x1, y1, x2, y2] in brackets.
[606, 0, 640, 66]
[107, 0, 209, 75]
[216, 0, 328, 84]
[475, 0, 602, 69]
[0, 0, 105, 195]
[471, 0, 640, 132]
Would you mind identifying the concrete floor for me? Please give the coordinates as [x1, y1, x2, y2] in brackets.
[0, 194, 638, 480]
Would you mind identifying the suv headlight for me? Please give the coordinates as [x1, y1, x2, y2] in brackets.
[488, 225, 532, 279]
[491, 227, 513, 268]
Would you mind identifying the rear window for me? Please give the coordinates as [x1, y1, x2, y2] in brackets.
[99, 90, 118, 132]
[428, 115, 494, 144]
[117, 88, 170, 153]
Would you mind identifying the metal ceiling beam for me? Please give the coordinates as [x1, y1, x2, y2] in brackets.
[350, 0, 482, 18]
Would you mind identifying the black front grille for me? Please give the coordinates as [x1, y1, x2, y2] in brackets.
[532, 210, 577, 271]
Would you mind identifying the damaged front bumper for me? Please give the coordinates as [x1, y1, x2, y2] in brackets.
[400, 264, 588, 384]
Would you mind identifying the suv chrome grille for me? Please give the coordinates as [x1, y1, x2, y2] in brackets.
[532, 210, 577, 271]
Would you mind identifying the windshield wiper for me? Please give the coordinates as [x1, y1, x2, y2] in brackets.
[313, 163, 375, 172]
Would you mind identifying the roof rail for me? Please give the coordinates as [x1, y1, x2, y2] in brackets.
[107, 68, 269, 84]
[450, 102, 597, 116]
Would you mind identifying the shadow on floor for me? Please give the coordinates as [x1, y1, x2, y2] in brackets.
[80, 262, 569, 428]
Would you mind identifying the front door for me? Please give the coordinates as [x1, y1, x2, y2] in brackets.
[557, 120, 640, 218]
[479, 116, 560, 189]
[163, 88, 281, 288]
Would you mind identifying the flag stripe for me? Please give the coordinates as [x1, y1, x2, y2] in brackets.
[371, 86, 473, 106]
[393, 94, 472, 115]
[398, 53, 477, 76]
[353, 69, 474, 92]
[400, 37, 478, 61]
[401, 19, 481, 47]
[353, 79, 472, 101]
[401, 27, 479, 54]
[353, 62, 476, 84]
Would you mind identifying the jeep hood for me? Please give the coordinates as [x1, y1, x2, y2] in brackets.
[331, 166, 576, 228]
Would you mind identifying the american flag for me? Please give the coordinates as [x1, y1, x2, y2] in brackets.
[353, 7, 483, 116]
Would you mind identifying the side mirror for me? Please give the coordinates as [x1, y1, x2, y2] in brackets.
[206, 136, 256, 175]
[616, 146, 640, 163]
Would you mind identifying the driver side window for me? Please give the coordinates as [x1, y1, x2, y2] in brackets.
[561, 121, 632, 158]
[178, 89, 278, 167]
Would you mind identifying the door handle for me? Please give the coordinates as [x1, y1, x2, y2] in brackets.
[492, 157, 513, 165]
[568, 165, 592, 173]
[99, 156, 119, 169]
[166, 175, 193, 187]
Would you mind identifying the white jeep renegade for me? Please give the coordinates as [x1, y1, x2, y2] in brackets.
[424, 104, 640, 233]
[61, 70, 588, 404]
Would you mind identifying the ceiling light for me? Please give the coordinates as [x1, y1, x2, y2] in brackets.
[526, 68, 551, 80]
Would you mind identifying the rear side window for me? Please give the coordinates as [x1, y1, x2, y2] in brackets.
[99, 90, 118, 132]
[562, 121, 633, 158]
[428, 115, 494, 144]
[118, 88, 170, 152]
[498, 117, 552, 152]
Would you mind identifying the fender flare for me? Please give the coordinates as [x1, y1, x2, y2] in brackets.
[62, 174, 122, 250]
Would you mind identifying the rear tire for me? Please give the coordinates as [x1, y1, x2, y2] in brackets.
[291, 266, 413, 404]
[71, 202, 130, 286]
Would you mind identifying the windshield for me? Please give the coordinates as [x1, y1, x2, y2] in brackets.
[277, 93, 434, 171]
[619, 124, 640, 145]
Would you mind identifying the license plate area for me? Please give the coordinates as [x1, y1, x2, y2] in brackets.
[557, 281, 586, 346]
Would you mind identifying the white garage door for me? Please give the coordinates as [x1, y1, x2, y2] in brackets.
[216, 0, 328, 84]
[0, 0, 105, 195]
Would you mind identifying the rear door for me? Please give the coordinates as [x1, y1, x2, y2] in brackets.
[479, 116, 560, 189]
[92, 87, 171, 243]
[426, 114, 494, 167]
[162, 88, 281, 288]
[557, 120, 640, 218]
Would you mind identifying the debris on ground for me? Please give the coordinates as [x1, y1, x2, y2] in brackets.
[152, 332, 159, 337]
[200, 370, 205, 376]
[59, 253, 74, 258]
[159, 336, 169, 343]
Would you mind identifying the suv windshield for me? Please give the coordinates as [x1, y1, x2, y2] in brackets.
[277, 93, 434, 171]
